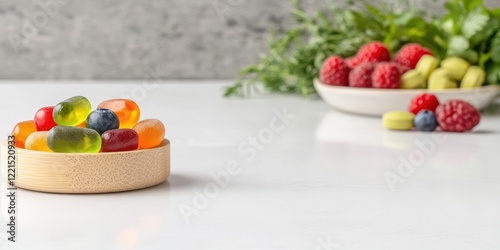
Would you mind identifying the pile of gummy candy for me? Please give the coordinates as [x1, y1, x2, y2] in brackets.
[11, 96, 165, 153]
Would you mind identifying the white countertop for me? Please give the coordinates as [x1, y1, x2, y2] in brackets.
[1, 81, 500, 250]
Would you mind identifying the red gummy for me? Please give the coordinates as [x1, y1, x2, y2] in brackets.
[320, 56, 350, 86]
[408, 93, 440, 114]
[436, 100, 480, 132]
[34, 106, 58, 131]
[371, 62, 401, 89]
[394, 43, 433, 69]
[349, 63, 375, 88]
[101, 129, 139, 152]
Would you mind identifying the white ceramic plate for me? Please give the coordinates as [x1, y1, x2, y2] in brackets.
[314, 79, 500, 116]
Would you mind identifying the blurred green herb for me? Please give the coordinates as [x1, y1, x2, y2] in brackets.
[439, 0, 500, 82]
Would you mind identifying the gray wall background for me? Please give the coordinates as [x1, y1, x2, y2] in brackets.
[0, 0, 499, 80]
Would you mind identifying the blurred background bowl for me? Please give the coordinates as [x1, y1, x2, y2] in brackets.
[314, 79, 500, 116]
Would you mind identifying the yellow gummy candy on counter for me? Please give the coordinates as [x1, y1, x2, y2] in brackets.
[383, 111, 415, 131]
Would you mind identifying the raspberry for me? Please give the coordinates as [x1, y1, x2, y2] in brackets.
[408, 93, 440, 114]
[394, 43, 433, 69]
[349, 63, 375, 88]
[346, 56, 362, 69]
[371, 62, 401, 89]
[320, 56, 350, 86]
[356, 41, 391, 65]
[435, 100, 480, 132]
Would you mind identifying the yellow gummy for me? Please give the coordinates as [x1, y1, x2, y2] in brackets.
[416, 55, 439, 80]
[429, 77, 458, 90]
[440, 57, 470, 81]
[428, 68, 457, 90]
[25, 131, 52, 152]
[383, 111, 415, 131]
[460, 66, 485, 89]
[429, 68, 450, 80]
[401, 70, 426, 89]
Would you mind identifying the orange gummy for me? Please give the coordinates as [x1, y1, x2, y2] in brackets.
[12, 120, 37, 148]
[25, 131, 52, 152]
[97, 99, 140, 128]
[133, 119, 165, 149]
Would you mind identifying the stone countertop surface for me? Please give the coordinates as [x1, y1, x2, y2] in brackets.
[0, 81, 500, 249]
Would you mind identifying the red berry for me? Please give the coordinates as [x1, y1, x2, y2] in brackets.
[34, 106, 58, 131]
[371, 62, 401, 89]
[356, 41, 391, 64]
[349, 63, 375, 88]
[320, 56, 350, 86]
[346, 56, 362, 68]
[408, 93, 440, 114]
[435, 100, 480, 132]
[394, 43, 433, 69]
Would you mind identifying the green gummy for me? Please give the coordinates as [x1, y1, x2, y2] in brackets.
[53, 96, 92, 126]
[47, 126, 101, 153]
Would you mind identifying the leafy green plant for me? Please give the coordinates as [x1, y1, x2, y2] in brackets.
[225, 0, 500, 97]
[439, 0, 500, 78]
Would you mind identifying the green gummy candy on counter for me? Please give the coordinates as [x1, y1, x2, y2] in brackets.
[53, 96, 92, 126]
[47, 126, 101, 153]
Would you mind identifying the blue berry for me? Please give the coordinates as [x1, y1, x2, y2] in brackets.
[86, 109, 120, 135]
[414, 110, 438, 132]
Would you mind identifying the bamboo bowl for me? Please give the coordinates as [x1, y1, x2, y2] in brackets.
[1, 139, 170, 194]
